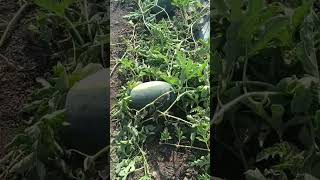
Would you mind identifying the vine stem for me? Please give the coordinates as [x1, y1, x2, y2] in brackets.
[163, 90, 196, 113]
[232, 81, 275, 89]
[158, 111, 194, 126]
[0, 3, 29, 48]
[83, 0, 92, 41]
[138, 0, 152, 33]
[67, 149, 90, 157]
[212, 91, 282, 125]
[64, 16, 85, 45]
[159, 142, 210, 152]
[110, 51, 127, 77]
[242, 45, 264, 105]
[92, 145, 110, 161]
[135, 90, 175, 115]
[138, 145, 150, 176]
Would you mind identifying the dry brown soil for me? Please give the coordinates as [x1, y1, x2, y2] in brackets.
[0, 0, 53, 157]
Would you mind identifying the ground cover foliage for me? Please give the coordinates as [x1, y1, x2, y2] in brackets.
[212, 0, 320, 179]
[0, 0, 109, 179]
[111, 0, 210, 179]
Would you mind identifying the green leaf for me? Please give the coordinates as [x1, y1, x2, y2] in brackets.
[226, 0, 242, 21]
[53, 62, 66, 77]
[118, 159, 135, 178]
[172, 0, 193, 7]
[25, 123, 42, 141]
[190, 155, 209, 169]
[277, 76, 298, 94]
[247, 0, 265, 16]
[5, 134, 31, 149]
[22, 100, 43, 113]
[53, 63, 69, 91]
[256, 142, 291, 162]
[239, 7, 275, 42]
[213, 0, 229, 16]
[34, 87, 55, 98]
[160, 128, 172, 141]
[33, 0, 75, 16]
[41, 109, 66, 129]
[291, 1, 313, 30]
[160, 74, 180, 86]
[69, 63, 104, 87]
[291, 85, 312, 113]
[250, 16, 291, 54]
[296, 13, 319, 78]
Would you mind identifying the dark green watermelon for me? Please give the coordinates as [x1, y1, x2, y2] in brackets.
[130, 81, 176, 111]
[196, 15, 209, 41]
[65, 68, 108, 155]
[150, 0, 176, 19]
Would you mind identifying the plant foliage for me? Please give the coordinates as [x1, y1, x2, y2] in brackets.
[212, 0, 320, 179]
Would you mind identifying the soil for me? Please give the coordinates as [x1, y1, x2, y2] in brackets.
[109, 1, 201, 179]
[129, 144, 201, 180]
[110, 0, 131, 178]
[110, 0, 132, 106]
[0, 1, 52, 157]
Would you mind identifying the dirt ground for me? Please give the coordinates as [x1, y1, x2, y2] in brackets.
[110, 0, 132, 106]
[109, 1, 201, 179]
[129, 143, 201, 180]
[110, 0, 131, 178]
[0, 1, 53, 157]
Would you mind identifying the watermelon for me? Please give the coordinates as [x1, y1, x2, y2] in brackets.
[130, 81, 176, 111]
[64, 68, 108, 155]
[195, 15, 209, 41]
[151, 0, 176, 19]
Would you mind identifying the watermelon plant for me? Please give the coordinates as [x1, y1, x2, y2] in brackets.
[0, 0, 109, 179]
[111, 0, 210, 179]
[29, 0, 108, 67]
[212, 0, 320, 179]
